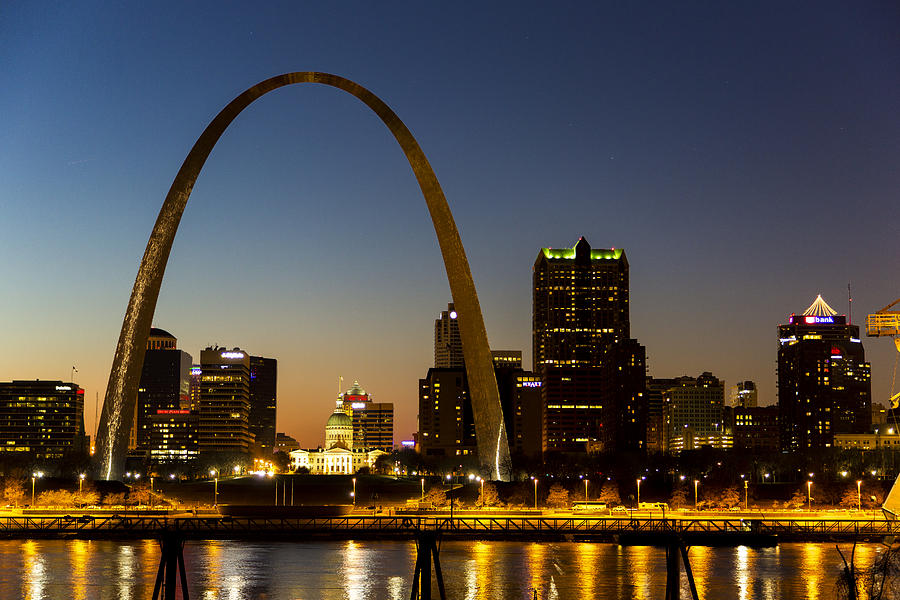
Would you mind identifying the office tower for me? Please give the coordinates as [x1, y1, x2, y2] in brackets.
[533, 237, 646, 453]
[249, 356, 277, 456]
[148, 409, 199, 464]
[509, 372, 543, 458]
[0, 381, 87, 461]
[189, 365, 201, 411]
[135, 328, 192, 451]
[199, 347, 253, 456]
[418, 346, 543, 460]
[663, 372, 729, 452]
[646, 378, 678, 453]
[434, 303, 464, 368]
[275, 432, 301, 453]
[418, 368, 476, 457]
[778, 295, 871, 451]
[732, 405, 779, 453]
[339, 380, 394, 451]
[731, 381, 758, 408]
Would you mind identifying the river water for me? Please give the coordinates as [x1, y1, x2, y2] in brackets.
[0, 539, 884, 599]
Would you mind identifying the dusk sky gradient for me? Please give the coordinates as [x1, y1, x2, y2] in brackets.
[1, 2, 898, 447]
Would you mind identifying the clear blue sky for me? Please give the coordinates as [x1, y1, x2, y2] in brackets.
[1, 2, 897, 446]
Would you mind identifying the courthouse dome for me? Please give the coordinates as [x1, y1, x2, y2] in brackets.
[326, 411, 352, 428]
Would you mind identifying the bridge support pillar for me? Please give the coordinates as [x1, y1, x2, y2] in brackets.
[152, 532, 190, 600]
[665, 537, 700, 600]
[410, 531, 446, 600]
[665, 540, 681, 600]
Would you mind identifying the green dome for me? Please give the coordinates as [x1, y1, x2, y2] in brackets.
[326, 410, 352, 428]
[345, 380, 367, 396]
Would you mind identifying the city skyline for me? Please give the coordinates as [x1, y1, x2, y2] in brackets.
[2, 3, 897, 447]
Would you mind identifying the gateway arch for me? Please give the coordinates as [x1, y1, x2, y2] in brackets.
[94, 72, 511, 481]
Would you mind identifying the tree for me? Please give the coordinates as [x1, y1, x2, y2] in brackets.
[840, 486, 860, 510]
[129, 483, 152, 505]
[104, 492, 127, 506]
[271, 451, 290, 473]
[546, 483, 570, 509]
[37, 489, 75, 507]
[598, 482, 621, 506]
[3, 479, 24, 507]
[787, 489, 808, 509]
[476, 482, 500, 508]
[74, 488, 100, 507]
[423, 486, 447, 508]
[716, 486, 741, 509]
[669, 487, 688, 510]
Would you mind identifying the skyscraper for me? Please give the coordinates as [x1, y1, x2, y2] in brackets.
[0, 381, 87, 463]
[418, 339, 543, 461]
[434, 303, 464, 368]
[249, 355, 277, 456]
[135, 328, 192, 452]
[199, 347, 253, 456]
[731, 381, 758, 408]
[663, 372, 729, 452]
[418, 368, 476, 457]
[778, 295, 871, 451]
[339, 380, 394, 452]
[533, 237, 646, 453]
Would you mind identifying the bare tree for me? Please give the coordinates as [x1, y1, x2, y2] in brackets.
[476, 482, 500, 508]
[546, 483, 570, 509]
[74, 486, 100, 507]
[669, 487, 688, 509]
[3, 479, 25, 507]
[423, 486, 447, 508]
[598, 483, 621, 506]
[839, 487, 859, 510]
[37, 489, 75, 507]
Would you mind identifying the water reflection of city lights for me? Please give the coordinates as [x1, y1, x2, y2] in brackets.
[802, 544, 823, 600]
[575, 542, 598, 600]
[622, 545, 654, 600]
[342, 540, 372, 600]
[69, 539, 89, 600]
[22, 540, 44, 600]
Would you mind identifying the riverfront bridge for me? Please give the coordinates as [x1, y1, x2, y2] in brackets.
[2, 514, 897, 543]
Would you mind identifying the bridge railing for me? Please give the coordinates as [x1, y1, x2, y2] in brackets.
[0, 515, 896, 538]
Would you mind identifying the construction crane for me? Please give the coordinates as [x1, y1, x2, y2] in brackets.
[867, 297, 900, 407]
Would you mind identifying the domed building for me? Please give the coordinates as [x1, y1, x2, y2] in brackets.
[289, 393, 387, 475]
[325, 408, 353, 450]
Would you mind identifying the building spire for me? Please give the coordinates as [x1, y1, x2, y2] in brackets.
[803, 294, 838, 317]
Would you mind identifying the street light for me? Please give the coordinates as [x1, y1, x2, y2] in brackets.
[744, 480, 748, 510]
[31, 471, 43, 506]
[479, 477, 485, 506]
[584, 479, 589, 502]
[807, 480, 812, 511]
[636, 479, 641, 508]
[857, 480, 862, 511]
[352, 477, 357, 507]
[694, 480, 699, 510]
[79, 473, 85, 494]
[420, 477, 425, 501]
[446, 474, 454, 523]
[533, 477, 538, 510]
[210, 469, 218, 507]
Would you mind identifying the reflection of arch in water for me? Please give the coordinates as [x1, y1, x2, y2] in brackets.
[94, 72, 510, 480]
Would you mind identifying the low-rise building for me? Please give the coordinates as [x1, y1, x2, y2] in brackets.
[289, 406, 386, 474]
[833, 427, 900, 451]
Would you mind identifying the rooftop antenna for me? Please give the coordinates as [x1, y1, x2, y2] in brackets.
[848, 281, 852, 324]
